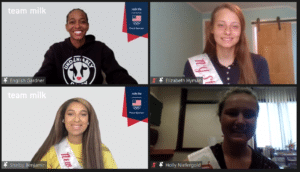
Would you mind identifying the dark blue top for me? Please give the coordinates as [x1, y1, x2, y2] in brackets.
[183, 53, 271, 84]
[210, 143, 279, 169]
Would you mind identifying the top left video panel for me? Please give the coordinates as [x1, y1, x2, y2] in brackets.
[2, 2, 148, 85]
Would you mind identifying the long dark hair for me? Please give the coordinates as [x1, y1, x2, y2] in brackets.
[31, 98, 104, 169]
[204, 3, 258, 84]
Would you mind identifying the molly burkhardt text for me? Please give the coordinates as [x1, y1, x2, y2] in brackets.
[8, 7, 46, 14]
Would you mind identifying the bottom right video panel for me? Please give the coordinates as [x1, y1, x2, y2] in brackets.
[149, 86, 296, 169]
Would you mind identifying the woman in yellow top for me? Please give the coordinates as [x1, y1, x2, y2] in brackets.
[30, 98, 117, 169]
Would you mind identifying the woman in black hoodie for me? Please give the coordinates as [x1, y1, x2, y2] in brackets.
[34, 8, 138, 85]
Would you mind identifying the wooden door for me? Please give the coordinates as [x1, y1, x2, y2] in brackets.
[257, 23, 295, 84]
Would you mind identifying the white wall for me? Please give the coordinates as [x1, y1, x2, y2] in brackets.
[2, 2, 148, 84]
[2, 87, 148, 169]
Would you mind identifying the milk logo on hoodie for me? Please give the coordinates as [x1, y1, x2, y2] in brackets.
[63, 56, 96, 84]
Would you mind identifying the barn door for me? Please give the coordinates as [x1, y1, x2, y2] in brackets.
[257, 23, 295, 84]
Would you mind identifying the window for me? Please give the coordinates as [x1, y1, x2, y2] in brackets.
[256, 102, 297, 150]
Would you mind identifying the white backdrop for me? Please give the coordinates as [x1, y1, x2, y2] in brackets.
[2, 87, 148, 169]
[2, 2, 148, 84]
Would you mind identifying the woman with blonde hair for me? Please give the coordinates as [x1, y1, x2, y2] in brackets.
[184, 3, 270, 84]
[30, 98, 117, 169]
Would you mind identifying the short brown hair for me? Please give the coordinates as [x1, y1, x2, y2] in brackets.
[217, 87, 259, 118]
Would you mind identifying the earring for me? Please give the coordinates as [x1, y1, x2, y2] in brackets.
[62, 119, 64, 123]
[87, 122, 89, 125]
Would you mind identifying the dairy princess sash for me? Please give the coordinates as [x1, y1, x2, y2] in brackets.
[188, 146, 221, 169]
[54, 137, 83, 169]
[188, 53, 223, 84]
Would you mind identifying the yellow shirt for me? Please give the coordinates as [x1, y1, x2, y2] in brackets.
[40, 140, 117, 169]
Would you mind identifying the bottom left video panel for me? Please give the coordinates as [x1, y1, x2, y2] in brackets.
[2, 87, 148, 169]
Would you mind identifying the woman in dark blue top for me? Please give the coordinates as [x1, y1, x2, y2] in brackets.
[184, 3, 270, 84]
[184, 53, 270, 84]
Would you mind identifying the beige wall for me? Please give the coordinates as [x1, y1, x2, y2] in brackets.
[149, 87, 160, 100]
[187, 88, 227, 101]
[183, 104, 223, 148]
[150, 87, 225, 150]
[150, 87, 181, 149]
[149, 87, 290, 154]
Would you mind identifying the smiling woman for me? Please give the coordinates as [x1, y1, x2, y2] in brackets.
[64, 102, 89, 144]
[34, 8, 137, 85]
[187, 88, 279, 169]
[30, 98, 117, 169]
[183, 3, 271, 84]
[65, 9, 89, 49]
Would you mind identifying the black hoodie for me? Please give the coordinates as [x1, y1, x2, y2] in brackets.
[34, 35, 138, 84]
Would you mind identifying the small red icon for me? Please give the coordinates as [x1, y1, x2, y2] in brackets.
[152, 162, 156, 168]
[201, 161, 213, 169]
[152, 78, 156, 83]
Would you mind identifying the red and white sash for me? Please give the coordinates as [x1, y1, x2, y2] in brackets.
[54, 137, 83, 169]
[188, 54, 223, 84]
[188, 146, 221, 169]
